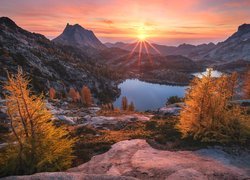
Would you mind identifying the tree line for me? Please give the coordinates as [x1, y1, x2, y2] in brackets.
[49, 86, 92, 107]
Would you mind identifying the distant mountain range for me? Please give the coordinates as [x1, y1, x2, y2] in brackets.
[0, 16, 249, 100]
[105, 41, 216, 60]
[105, 24, 250, 65]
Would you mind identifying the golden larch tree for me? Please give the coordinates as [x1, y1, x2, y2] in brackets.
[243, 70, 250, 99]
[75, 91, 81, 102]
[49, 87, 56, 99]
[177, 70, 248, 143]
[69, 87, 77, 102]
[128, 102, 135, 111]
[121, 96, 128, 111]
[0, 69, 75, 176]
[80, 86, 92, 107]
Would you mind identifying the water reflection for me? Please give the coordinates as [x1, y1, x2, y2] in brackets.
[114, 79, 187, 111]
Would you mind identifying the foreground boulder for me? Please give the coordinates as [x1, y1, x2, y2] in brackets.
[5, 139, 249, 180]
[4, 173, 137, 180]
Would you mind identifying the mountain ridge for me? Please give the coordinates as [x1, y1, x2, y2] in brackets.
[105, 23, 250, 64]
[0, 17, 118, 101]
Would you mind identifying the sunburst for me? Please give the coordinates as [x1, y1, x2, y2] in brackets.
[128, 40, 161, 65]
[126, 25, 161, 65]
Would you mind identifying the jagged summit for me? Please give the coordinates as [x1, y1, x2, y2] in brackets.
[227, 23, 250, 41]
[53, 23, 106, 49]
[238, 23, 250, 33]
[0, 16, 16, 24]
[0, 16, 18, 29]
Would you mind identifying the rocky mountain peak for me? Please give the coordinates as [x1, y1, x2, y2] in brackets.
[0, 16, 18, 28]
[227, 23, 250, 41]
[53, 23, 106, 49]
[65, 23, 85, 31]
[238, 23, 250, 34]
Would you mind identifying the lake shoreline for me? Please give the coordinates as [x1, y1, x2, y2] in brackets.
[113, 70, 223, 111]
[113, 79, 187, 111]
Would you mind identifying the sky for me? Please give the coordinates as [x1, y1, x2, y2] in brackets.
[0, 0, 250, 45]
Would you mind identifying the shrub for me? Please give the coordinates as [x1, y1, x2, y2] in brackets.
[166, 96, 183, 105]
[145, 121, 157, 130]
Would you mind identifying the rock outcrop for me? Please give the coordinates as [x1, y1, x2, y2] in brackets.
[47, 100, 151, 129]
[6, 139, 249, 179]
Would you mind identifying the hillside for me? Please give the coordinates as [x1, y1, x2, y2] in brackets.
[0, 17, 119, 102]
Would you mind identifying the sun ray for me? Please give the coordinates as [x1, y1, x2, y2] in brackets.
[138, 41, 143, 66]
[146, 40, 161, 55]
[128, 41, 140, 58]
[143, 41, 153, 64]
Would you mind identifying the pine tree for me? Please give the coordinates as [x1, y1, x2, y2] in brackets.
[177, 70, 247, 142]
[80, 86, 92, 107]
[121, 96, 128, 111]
[49, 87, 56, 99]
[0, 69, 75, 176]
[128, 102, 135, 111]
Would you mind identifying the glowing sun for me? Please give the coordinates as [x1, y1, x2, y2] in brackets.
[137, 25, 148, 41]
[138, 33, 147, 41]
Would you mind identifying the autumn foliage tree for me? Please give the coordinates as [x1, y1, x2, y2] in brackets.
[69, 87, 78, 102]
[49, 87, 56, 99]
[0, 69, 75, 176]
[80, 86, 92, 107]
[75, 90, 81, 102]
[128, 102, 135, 111]
[243, 70, 250, 99]
[121, 96, 128, 111]
[177, 70, 248, 143]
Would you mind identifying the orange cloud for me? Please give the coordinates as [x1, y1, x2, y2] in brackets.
[0, 0, 249, 45]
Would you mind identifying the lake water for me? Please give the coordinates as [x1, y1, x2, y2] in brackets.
[114, 70, 223, 111]
[113, 79, 187, 111]
[192, 70, 223, 78]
